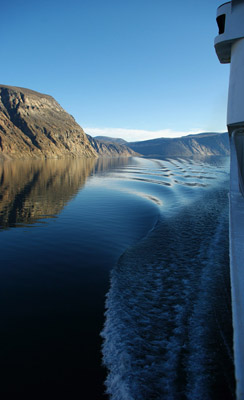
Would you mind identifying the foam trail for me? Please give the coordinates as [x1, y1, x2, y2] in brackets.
[186, 213, 234, 400]
[101, 183, 235, 400]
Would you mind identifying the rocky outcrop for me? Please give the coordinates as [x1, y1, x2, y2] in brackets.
[87, 135, 137, 157]
[0, 85, 99, 160]
[127, 132, 230, 157]
[0, 85, 139, 160]
[0, 85, 139, 159]
[0, 85, 138, 160]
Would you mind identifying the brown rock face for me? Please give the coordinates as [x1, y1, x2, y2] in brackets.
[0, 85, 97, 160]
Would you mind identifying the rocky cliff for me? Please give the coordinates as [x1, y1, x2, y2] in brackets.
[0, 85, 136, 160]
[0, 85, 98, 160]
[128, 132, 230, 157]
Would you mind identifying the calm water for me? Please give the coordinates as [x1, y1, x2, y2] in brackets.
[0, 156, 235, 398]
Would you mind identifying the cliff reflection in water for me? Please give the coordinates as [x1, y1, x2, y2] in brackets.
[0, 157, 131, 230]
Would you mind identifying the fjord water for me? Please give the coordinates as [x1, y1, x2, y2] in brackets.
[0, 156, 234, 398]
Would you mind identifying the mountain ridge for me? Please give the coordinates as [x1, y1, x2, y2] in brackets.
[0, 85, 230, 160]
[127, 132, 229, 157]
[0, 85, 137, 160]
[94, 136, 127, 145]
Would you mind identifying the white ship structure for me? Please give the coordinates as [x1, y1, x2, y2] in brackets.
[215, 1, 244, 398]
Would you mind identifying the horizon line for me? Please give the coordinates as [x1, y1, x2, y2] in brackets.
[83, 127, 227, 142]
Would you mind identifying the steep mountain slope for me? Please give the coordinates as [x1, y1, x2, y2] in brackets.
[0, 85, 136, 160]
[127, 132, 229, 157]
[0, 85, 97, 160]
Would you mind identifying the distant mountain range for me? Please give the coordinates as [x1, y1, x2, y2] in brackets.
[98, 132, 230, 157]
[0, 85, 229, 160]
[94, 136, 127, 145]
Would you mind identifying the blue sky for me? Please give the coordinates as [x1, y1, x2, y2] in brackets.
[1, 0, 229, 141]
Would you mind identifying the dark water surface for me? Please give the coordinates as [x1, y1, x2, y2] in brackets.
[0, 156, 235, 399]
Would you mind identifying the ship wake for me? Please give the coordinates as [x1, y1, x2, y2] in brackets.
[101, 186, 235, 400]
